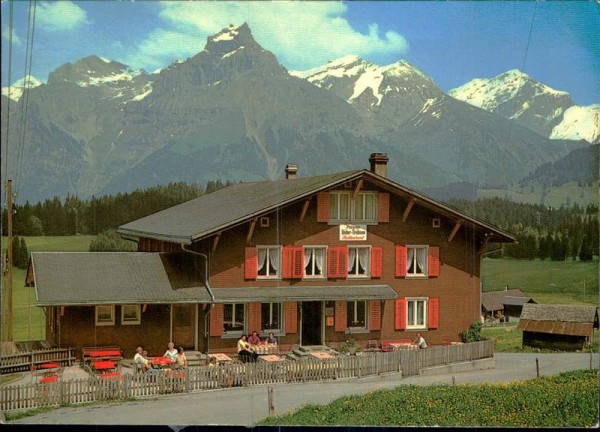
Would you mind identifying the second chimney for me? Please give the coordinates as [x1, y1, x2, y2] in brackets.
[369, 153, 389, 178]
[285, 164, 298, 179]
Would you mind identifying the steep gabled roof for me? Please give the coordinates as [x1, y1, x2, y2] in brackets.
[517, 304, 599, 337]
[481, 289, 532, 311]
[118, 169, 516, 244]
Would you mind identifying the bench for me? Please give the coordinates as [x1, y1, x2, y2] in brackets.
[381, 339, 413, 352]
[82, 346, 123, 367]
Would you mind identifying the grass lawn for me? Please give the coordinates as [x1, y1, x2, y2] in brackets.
[481, 257, 598, 305]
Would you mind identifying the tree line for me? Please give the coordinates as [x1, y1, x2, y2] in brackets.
[448, 198, 598, 262]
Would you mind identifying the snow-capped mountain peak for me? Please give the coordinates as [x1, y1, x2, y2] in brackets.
[2, 75, 43, 101]
[550, 104, 600, 144]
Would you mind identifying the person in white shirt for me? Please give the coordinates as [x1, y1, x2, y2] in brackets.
[164, 341, 178, 362]
[414, 333, 428, 349]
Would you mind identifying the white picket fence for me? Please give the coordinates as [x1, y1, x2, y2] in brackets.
[0, 340, 494, 412]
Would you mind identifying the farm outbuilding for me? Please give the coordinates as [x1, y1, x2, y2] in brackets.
[481, 288, 535, 323]
[517, 304, 599, 351]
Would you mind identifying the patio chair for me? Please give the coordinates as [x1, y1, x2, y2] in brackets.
[366, 340, 382, 352]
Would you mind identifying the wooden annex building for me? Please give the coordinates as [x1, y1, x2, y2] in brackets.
[27, 153, 515, 358]
[517, 303, 599, 351]
[481, 288, 536, 323]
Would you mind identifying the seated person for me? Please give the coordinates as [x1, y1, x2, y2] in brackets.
[174, 346, 188, 369]
[414, 333, 428, 349]
[237, 334, 258, 362]
[133, 346, 159, 373]
[248, 331, 261, 345]
[164, 341, 179, 362]
[265, 332, 278, 344]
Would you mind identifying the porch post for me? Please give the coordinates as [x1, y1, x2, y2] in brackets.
[169, 304, 173, 342]
[194, 304, 199, 351]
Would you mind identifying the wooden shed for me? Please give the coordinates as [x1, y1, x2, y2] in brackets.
[481, 288, 535, 322]
[517, 304, 599, 351]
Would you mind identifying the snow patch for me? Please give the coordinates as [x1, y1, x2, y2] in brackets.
[99, 57, 111, 64]
[349, 65, 384, 106]
[221, 46, 245, 60]
[550, 104, 600, 143]
[131, 84, 153, 101]
[212, 25, 240, 42]
[1, 75, 43, 101]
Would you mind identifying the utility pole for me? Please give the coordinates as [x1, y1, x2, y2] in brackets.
[3, 179, 14, 342]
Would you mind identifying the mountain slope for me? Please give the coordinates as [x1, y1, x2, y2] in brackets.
[550, 104, 600, 144]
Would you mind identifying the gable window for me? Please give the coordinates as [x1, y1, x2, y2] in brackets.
[121, 304, 141, 325]
[348, 246, 370, 278]
[223, 303, 245, 334]
[261, 302, 282, 332]
[330, 192, 350, 221]
[95, 305, 115, 326]
[407, 246, 428, 277]
[354, 192, 376, 222]
[304, 246, 326, 278]
[257, 246, 281, 279]
[407, 298, 427, 329]
[346, 300, 367, 329]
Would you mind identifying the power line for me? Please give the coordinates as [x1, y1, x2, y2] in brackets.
[2, 0, 16, 181]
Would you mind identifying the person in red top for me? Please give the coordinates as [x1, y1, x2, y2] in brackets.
[248, 331, 261, 345]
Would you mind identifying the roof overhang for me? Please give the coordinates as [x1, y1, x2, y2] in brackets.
[517, 319, 594, 337]
[211, 285, 398, 303]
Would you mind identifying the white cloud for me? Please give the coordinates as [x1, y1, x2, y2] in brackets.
[128, 1, 408, 70]
[36, 1, 89, 31]
[2, 27, 21, 45]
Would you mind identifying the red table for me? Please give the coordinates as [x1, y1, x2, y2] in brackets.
[40, 362, 60, 369]
[92, 360, 116, 371]
[100, 372, 122, 379]
[151, 357, 174, 368]
[39, 375, 58, 384]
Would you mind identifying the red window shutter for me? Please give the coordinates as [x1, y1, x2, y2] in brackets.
[428, 246, 440, 277]
[209, 304, 224, 337]
[377, 193, 390, 223]
[371, 247, 383, 278]
[317, 192, 330, 222]
[428, 298, 439, 329]
[368, 300, 381, 331]
[394, 298, 407, 330]
[283, 247, 303, 279]
[327, 246, 348, 278]
[248, 302, 262, 334]
[244, 247, 257, 280]
[285, 302, 298, 334]
[395, 246, 407, 277]
[335, 301, 347, 332]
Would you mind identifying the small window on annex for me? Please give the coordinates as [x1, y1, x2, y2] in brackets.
[257, 246, 281, 279]
[346, 300, 367, 329]
[223, 303, 245, 334]
[95, 305, 115, 326]
[261, 302, 282, 332]
[407, 246, 428, 277]
[121, 304, 141, 325]
[304, 246, 326, 278]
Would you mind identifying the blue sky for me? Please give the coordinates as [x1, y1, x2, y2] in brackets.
[2, 1, 599, 105]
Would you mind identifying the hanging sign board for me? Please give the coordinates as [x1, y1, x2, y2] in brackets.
[339, 224, 367, 241]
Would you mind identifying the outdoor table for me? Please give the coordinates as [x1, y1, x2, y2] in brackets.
[38, 375, 58, 384]
[100, 372, 122, 379]
[389, 342, 418, 351]
[310, 352, 334, 360]
[151, 357, 174, 368]
[252, 344, 278, 355]
[87, 350, 122, 358]
[258, 354, 284, 362]
[92, 360, 116, 371]
[209, 353, 232, 363]
[40, 362, 60, 369]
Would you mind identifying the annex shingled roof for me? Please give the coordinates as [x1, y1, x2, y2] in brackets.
[29, 252, 211, 306]
[481, 289, 531, 311]
[518, 303, 599, 324]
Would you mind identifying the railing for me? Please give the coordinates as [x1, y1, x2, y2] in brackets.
[0, 340, 494, 412]
[0, 348, 77, 374]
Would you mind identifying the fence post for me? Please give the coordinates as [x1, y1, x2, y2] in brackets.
[268, 386, 274, 416]
[535, 357, 540, 378]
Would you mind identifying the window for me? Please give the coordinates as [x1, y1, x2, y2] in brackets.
[346, 300, 367, 329]
[407, 246, 428, 277]
[121, 304, 141, 325]
[304, 246, 326, 278]
[223, 303, 245, 334]
[95, 305, 115, 326]
[330, 192, 350, 221]
[261, 302, 282, 332]
[257, 246, 281, 279]
[407, 298, 427, 329]
[348, 246, 370, 277]
[354, 192, 376, 222]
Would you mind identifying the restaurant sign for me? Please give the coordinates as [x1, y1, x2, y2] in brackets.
[339, 224, 367, 241]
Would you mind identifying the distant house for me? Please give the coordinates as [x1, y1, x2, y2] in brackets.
[27, 153, 515, 358]
[481, 288, 535, 322]
[517, 304, 599, 351]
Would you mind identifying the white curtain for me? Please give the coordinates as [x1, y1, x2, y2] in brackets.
[304, 248, 312, 271]
[348, 248, 357, 272]
[416, 248, 427, 274]
[257, 248, 267, 272]
[269, 248, 280, 272]
[314, 248, 324, 273]
[407, 248, 415, 273]
[358, 248, 369, 273]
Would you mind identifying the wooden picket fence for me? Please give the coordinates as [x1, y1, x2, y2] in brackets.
[0, 340, 494, 412]
[0, 348, 76, 374]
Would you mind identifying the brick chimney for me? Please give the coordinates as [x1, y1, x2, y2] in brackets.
[369, 153, 389, 178]
[285, 164, 298, 179]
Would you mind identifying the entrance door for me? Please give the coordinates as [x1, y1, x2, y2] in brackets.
[172, 304, 194, 349]
[301, 301, 322, 346]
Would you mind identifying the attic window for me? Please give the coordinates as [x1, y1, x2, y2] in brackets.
[95, 305, 115, 326]
[260, 216, 270, 227]
[432, 218, 441, 228]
